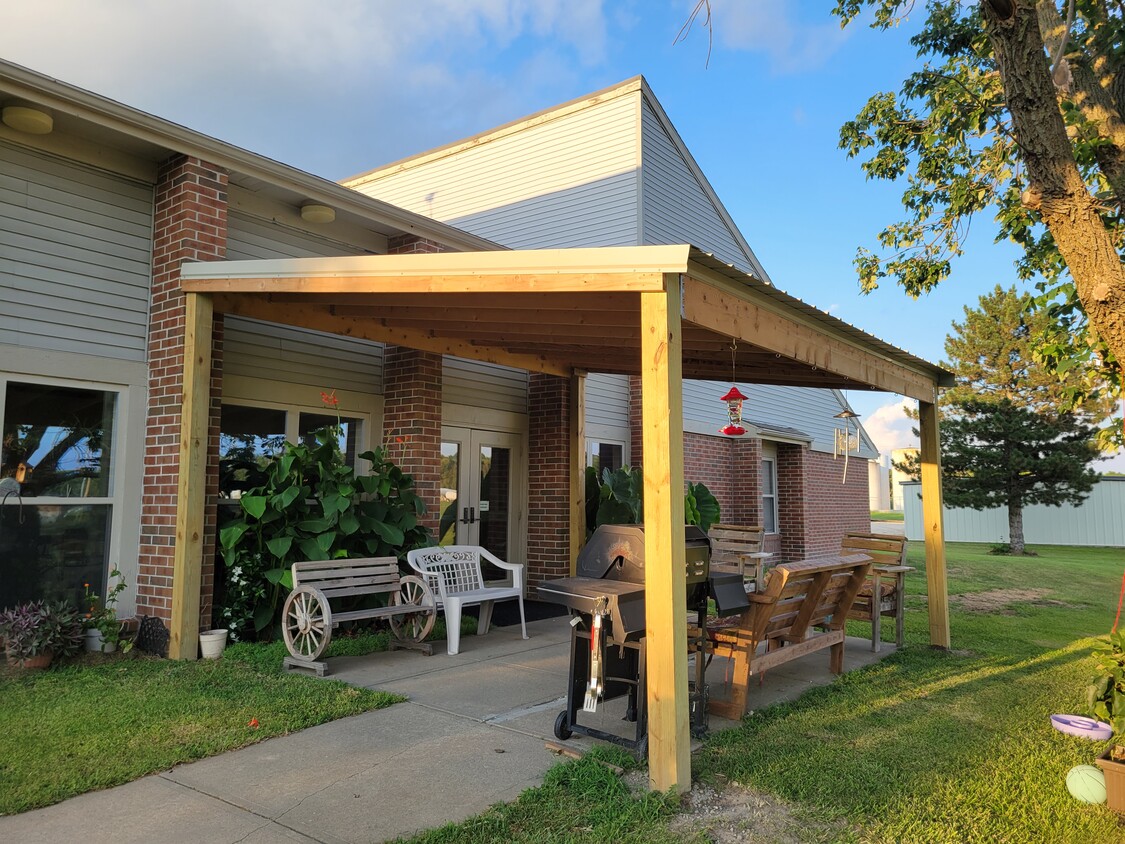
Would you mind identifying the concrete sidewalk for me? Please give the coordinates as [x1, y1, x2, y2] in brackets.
[0, 616, 893, 844]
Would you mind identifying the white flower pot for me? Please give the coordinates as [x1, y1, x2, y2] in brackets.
[199, 629, 228, 660]
[84, 628, 116, 653]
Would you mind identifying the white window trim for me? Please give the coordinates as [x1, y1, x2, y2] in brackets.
[586, 438, 627, 471]
[762, 455, 779, 536]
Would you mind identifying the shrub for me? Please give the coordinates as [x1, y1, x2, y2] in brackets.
[0, 600, 84, 663]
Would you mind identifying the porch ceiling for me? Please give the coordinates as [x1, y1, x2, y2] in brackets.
[181, 244, 951, 401]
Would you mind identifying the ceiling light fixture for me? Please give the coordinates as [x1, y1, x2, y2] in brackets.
[2, 105, 53, 135]
[300, 203, 336, 224]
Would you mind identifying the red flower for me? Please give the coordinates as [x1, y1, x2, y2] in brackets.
[320, 389, 339, 407]
[248, 717, 260, 729]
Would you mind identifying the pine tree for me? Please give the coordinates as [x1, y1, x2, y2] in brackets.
[912, 285, 1109, 553]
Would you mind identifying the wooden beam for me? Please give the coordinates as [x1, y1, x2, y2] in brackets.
[211, 294, 572, 377]
[641, 276, 691, 794]
[569, 372, 586, 576]
[169, 292, 212, 660]
[681, 276, 939, 402]
[185, 271, 665, 295]
[324, 304, 640, 324]
[918, 400, 950, 648]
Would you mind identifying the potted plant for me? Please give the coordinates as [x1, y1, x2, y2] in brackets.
[83, 568, 132, 653]
[1089, 630, 1125, 812]
[0, 600, 84, 669]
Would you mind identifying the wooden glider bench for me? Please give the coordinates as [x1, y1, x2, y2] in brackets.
[841, 532, 913, 652]
[406, 545, 528, 655]
[281, 557, 436, 676]
[706, 554, 873, 721]
[708, 524, 772, 590]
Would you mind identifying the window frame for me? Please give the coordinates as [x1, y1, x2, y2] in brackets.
[761, 455, 779, 535]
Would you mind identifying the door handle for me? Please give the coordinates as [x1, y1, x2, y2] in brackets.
[469, 507, 476, 524]
[460, 506, 470, 524]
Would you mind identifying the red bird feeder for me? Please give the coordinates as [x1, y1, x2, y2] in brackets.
[719, 385, 748, 436]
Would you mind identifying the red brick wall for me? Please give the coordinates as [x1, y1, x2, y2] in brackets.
[801, 450, 871, 557]
[382, 348, 443, 536]
[776, 443, 808, 560]
[628, 375, 643, 469]
[683, 432, 734, 525]
[528, 374, 572, 593]
[730, 438, 763, 527]
[138, 155, 228, 624]
[388, 234, 448, 254]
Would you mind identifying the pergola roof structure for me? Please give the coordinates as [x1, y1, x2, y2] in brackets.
[174, 244, 952, 793]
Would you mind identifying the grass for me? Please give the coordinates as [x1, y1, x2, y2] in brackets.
[869, 511, 904, 522]
[400, 543, 1125, 843]
[0, 628, 407, 815]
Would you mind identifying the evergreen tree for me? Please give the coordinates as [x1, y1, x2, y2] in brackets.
[907, 285, 1108, 553]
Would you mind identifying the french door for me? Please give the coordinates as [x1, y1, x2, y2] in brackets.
[439, 427, 524, 562]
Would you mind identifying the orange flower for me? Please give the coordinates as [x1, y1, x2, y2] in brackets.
[320, 389, 339, 407]
[248, 717, 260, 729]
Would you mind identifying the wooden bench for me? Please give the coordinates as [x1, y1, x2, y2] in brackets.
[406, 545, 528, 655]
[708, 524, 771, 589]
[841, 532, 913, 652]
[281, 557, 436, 676]
[706, 553, 872, 720]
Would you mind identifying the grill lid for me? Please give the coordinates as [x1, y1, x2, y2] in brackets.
[576, 524, 711, 583]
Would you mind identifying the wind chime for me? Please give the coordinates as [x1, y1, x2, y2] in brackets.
[833, 397, 861, 483]
[719, 340, 748, 436]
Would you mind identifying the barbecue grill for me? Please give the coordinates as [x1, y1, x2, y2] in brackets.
[540, 524, 749, 755]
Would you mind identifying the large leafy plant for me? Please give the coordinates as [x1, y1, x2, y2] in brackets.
[584, 466, 721, 535]
[0, 600, 84, 664]
[1089, 630, 1125, 743]
[218, 427, 430, 640]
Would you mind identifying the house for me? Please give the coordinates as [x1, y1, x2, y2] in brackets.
[343, 77, 879, 559]
[1, 61, 918, 632]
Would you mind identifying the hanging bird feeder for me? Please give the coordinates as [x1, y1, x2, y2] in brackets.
[720, 340, 748, 436]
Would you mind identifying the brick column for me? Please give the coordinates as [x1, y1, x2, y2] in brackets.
[388, 234, 447, 254]
[138, 155, 228, 625]
[628, 375, 643, 469]
[776, 442, 808, 561]
[527, 373, 572, 592]
[730, 437, 763, 527]
[382, 348, 443, 536]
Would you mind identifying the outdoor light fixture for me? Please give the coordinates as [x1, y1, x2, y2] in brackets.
[833, 406, 861, 483]
[2, 105, 53, 135]
[300, 203, 336, 224]
[719, 340, 748, 436]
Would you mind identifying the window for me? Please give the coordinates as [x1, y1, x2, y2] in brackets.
[762, 457, 778, 534]
[586, 440, 625, 476]
[1, 380, 120, 607]
[219, 402, 369, 498]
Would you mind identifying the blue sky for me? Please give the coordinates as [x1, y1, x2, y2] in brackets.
[8, 1, 1113, 464]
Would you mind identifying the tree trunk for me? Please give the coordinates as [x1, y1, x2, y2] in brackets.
[983, 0, 1125, 370]
[1007, 499, 1025, 554]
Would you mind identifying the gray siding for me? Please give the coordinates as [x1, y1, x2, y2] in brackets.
[683, 382, 878, 458]
[443, 357, 528, 413]
[224, 212, 383, 391]
[585, 373, 630, 434]
[639, 99, 754, 274]
[350, 94, 639, 249]
[0, 141, 153, 361]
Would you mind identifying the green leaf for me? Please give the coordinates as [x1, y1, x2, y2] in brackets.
[219, 522, 249, 550]
[316, 532, 336, 554]
[265, 536, 293, 559]
[273, 485, 301, 509]
[298, 538, 324, 560]
[264, 568, 288, 585]
[374, 522, 405, 546]
[240, 496, 267, 520]
[338, 510, 360, 535]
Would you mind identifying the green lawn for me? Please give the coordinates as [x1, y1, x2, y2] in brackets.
[402, 543, 1125, 843]
[869, 511, 905, 522]
[0, 630, 405, 815]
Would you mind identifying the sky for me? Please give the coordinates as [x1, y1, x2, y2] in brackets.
[5, 1, 1119, 468]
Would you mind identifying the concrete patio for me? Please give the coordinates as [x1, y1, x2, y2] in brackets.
[0, 615, 894, 844]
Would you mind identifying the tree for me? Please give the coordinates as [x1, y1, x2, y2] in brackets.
[905, 285, 1105, 552]
[831, 0, 1125, 425]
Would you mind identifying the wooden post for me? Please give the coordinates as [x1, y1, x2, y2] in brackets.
[640, 277, 690, 794]
[918, 400, 950, 649]
[569, 371, 587, 575]
[169, 292, 213, 660]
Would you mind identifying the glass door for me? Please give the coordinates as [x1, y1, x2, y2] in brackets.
[439, 427, 522, 561]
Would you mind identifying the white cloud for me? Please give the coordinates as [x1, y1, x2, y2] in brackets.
[861, 398, 918, 457]
[4, 1, 612, 177]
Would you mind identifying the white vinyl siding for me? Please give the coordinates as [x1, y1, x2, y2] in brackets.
[224, 212, 383, 392]
[350, 94, 640, 249]
[0, 141, 153, 361]
[443, 357, 528, 413]
[585, 373, 631, 433]
[682, 382, 878, 458]
[639, 99, 754, 274]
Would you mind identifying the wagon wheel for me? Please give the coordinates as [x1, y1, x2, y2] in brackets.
[282, 585, 333, 661]
[389, 575, 436, 644]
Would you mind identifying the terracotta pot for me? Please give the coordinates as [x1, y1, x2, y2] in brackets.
[1097, 748, 1125, 814]
[6, 649, 53, 670]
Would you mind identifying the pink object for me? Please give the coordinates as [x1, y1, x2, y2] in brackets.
[1051, 714, 1113, 741]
